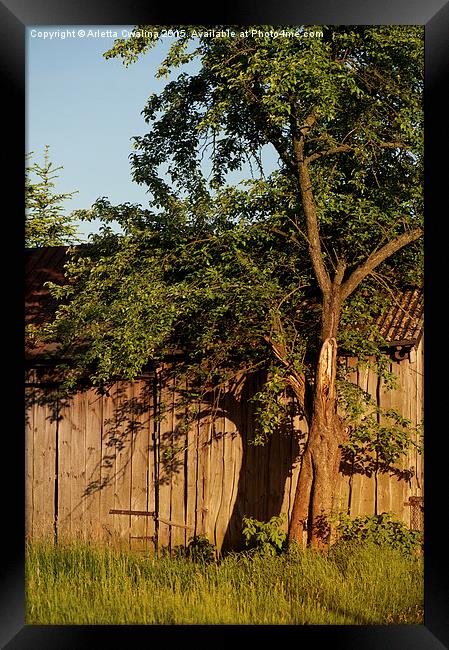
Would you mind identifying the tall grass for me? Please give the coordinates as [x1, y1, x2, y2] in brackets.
[25, 540, 423, 625]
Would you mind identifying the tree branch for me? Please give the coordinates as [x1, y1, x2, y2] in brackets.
[377, 141, 411, 150]
[270, 227, 303, 247]
[306, 144, 353, 164]
[294, 133, 331, 296]
[263, 331, 309, 423]
[334, 257, 347, 287]
[340, 228, 423, 301]
[305, 140, 410, 165]
[285, 108, 331, 297]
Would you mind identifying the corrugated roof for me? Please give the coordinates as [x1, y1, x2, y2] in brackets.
[375, 287, 423, 346]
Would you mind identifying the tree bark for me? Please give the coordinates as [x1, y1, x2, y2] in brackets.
[287, 278, 348, 548]
[288, 335, 346, 547]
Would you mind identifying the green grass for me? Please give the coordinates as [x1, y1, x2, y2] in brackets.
[25, 540, 424, 625]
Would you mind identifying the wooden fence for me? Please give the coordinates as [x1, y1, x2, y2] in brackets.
[25, 339, 423, 552]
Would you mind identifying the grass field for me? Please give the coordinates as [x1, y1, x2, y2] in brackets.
[25, 540, 423, 625]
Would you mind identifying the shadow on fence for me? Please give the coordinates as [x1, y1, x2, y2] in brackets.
[26, 366, 308, 549]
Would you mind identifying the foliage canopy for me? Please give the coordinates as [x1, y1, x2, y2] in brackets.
[40, 26, 423, 463]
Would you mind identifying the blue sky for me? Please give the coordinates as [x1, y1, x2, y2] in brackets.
[26, 26, 189, 239]
[26, 26, 279, 241]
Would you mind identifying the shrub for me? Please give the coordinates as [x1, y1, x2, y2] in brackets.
[241, 515, 287, 556]
[334, 512, 422, 556]
[173, 535, 217, 562]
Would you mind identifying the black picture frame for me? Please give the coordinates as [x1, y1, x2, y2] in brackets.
[1, 0, 447, 647]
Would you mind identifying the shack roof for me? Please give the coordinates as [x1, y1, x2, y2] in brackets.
[375, 287, 423, 347]
[26, 246, 68, 328]
[25, 246, 424, 359]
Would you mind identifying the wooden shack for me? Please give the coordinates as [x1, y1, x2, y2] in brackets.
[25, 246, 424, 551]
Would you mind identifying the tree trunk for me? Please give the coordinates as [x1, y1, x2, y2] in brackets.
[288, 295, 347, 548]
[287, 112, 422, 549]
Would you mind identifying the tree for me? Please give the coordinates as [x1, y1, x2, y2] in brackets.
[42, 26, 423, 547]
[25, 145, 80, 247]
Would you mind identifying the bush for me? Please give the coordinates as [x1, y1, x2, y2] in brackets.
[173, 535, 217, 562]
[241, 515, 287, 556]
[334, 512, 422, 556]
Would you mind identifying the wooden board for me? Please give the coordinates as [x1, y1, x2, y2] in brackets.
[215, 390, 238, 551]
[69, 391, 87, 539]
[112, 381, 133, 545]
[170, 378, 188, 548]
[83, 387, 103, 539]
[223, 389, 244, 549]
[25, 382, 36, 540]
[99, 384, 119, 543]
[415, 337, 424, 494]
[388, 359, 409, 522]
[157, 368, 174, 550]
[56, 393, 73, 542]
[367, 362, 380, 516]
[129, 379, 154, 553]
[349, 360, 375, 517]
[253, 377, 270, 523]
[243, 374, 259, 522]
[185, 395, 199, 540]
[335, 356, 358, 515]
[281, 399, 303, 532]
[208, 394, 225, 550]
[377, 363, 393, 514]
[31, 388, 46, 539]
[196, 397, 211, 538]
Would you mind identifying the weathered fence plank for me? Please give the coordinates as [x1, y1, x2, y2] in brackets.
[113, 382, 133, 543]
[209, 397, 225, 549]
[185, 395, 199, 541]
[25, 381, 36, 539]
[129, 380, 153, 553]
[375, 370, 389, 515]
[349, 361, 373, 518]
[84, 387, 102, 539]
[26, 344, 424, 551]
[216, 394, 236, 550]
[170, 378, 187, 548]
[197, 398, 211, 538]
[56, 396, 73, 541]
[389, 359, 409, 523]
[284, 407, 304, 531]
[99, 384, 119, 542]
[224, 390, 244, 548]
[157, 368, 174, 549]
[70, 389, 87, 539]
